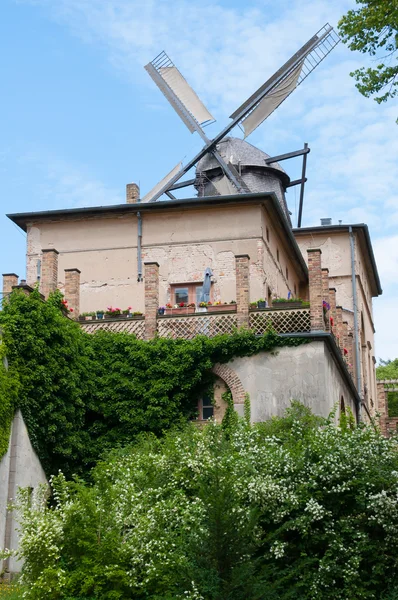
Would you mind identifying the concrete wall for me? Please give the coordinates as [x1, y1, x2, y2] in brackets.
[0, 411, 47, 575]
[26, 202, 306, 315]
[227, 341, 356, 423]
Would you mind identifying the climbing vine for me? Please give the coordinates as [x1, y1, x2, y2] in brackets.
[0, 289, 308, 477]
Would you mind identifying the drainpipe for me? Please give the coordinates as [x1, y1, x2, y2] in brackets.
[137, 212, 143, 282]
[349, 226, 362, 422]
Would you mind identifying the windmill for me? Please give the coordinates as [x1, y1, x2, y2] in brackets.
[142, 23, 340, 227]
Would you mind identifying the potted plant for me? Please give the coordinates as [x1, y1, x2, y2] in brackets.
[196, 301, 208, 313]
[257, 298, 267, 309]
[208, 301, 236, 313]
[187, 303, 196, 313]
[96, 310, 104, 320]
[105, 307, 122, 319]
[272, 297, 303, 309]
[249, 301, 258, 310]
[171, 302, 189, 315]
[164, 303, 174, 315]
[131, 311, 143, 317]
[122, 306, 133, 318]
[158, 306, 165, 315]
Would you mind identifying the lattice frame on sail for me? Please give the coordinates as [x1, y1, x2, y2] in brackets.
[157, 313, 238, 339]
[249, 309, 311, 335]
[80, 318, 146, 338]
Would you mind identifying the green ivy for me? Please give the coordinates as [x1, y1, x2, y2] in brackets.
[0, 289, 308, 477]
[0, 345, 19, 459]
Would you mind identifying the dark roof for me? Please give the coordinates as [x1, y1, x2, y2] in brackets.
[7, 192, 308, 280]
[293, 224, 382, 296]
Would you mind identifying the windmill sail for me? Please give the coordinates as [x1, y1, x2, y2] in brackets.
[240, 61, 303, 137]
[230, 24, 340, 135]
[145, 51, 215, 134]
[142, 162, 182, 203]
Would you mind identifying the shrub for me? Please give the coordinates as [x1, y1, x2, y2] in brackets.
[8, 405, 398, 600]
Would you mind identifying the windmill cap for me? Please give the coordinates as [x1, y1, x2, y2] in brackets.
[196, 137, 290, 186]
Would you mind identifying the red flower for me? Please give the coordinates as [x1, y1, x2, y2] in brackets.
[69, 308, 74, 312]
[179, 302, 185, 307]
[330, 316, 334, 326]
[343, 348, 348, 356]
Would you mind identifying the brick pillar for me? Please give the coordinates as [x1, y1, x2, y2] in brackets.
[336, 306, 344, 353]
[329, 287, 337, 334]
[307, 249, 324, 331]
[347, 331, 354, 378]
[144, 262, 159, 340]
[2, 273, 18, 296]
[377, 382, 387, 436]
[126, 183, 140, 204]
[64, 269, 81, 319]
[41, 249, 59, 299]
[321, 268, 330, 332]
[235, 254, 250, 329]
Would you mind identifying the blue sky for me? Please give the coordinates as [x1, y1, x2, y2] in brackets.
[1, 0, 397, 358]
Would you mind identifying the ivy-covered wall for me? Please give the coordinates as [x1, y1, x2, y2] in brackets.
[0, 289, 308, 477]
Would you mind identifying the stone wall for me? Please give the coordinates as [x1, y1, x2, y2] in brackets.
[223, 340, 357, 423]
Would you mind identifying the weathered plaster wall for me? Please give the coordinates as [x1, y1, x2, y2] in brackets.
[26, 203, 305, 314]
[226, 341, 356, 422]
[295, 230, 377, 411]
[0, 411, 47, 574]
[260, 206, 302, 302]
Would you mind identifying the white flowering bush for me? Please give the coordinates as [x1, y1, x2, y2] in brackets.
[6, 403, 398, 599]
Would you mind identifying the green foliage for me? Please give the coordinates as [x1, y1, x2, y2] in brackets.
[0, 289, 308, 477]
[377, 359, 398, 417]
[0, 344, 19, 459]
[9, 404, 398, 599]
[338, 0, 398, 112]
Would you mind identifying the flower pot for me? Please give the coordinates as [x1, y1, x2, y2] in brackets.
[96, 313, 104, 320]
[257, 301, 267, 309]
[207, 304, 236, 313]
[196, 307, 208, 313]
[158, 308, 165, 315]
[272, 302, 303, 309]
[78, 316, 85, 322]
[165, 307, 188, 315]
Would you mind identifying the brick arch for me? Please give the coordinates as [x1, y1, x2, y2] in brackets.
[212, 363, 246, 404]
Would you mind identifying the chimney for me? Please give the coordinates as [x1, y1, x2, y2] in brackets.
[126, 183, 140, 204]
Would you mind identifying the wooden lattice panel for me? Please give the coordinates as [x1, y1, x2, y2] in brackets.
[80, 318, 145, 338]
[249, 309, 311, 335]
[157, 313, 238, 339]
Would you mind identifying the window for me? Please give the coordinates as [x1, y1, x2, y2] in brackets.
[171, 283, 210, 305]
[266, 227, 270, 242]
[277, 249, 280, 263]
[202, 393, 214, 420]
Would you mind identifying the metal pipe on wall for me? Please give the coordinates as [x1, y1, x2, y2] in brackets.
[137, 212, 143, 282]
[349, 225, 362, 422]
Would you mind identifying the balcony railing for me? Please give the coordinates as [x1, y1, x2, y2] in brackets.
[249, 308, 311, 335]
[80, 316, 146, 339]
[157, 312, 238, 339]
[78, 308, 311, 340]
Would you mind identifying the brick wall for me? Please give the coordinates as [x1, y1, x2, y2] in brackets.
[235, 254, 250, 328]
[307, 249, 323, 331]
[321, 268, 330, 332]
[126, 183, 140, 204]
[64, 269, 81, 319]
[2, 274, 18, 297]
[144, 262, 159, 340]
[41, 249, 59, 299]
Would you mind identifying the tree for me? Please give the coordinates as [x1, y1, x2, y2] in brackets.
[338, 0, 398, 109]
